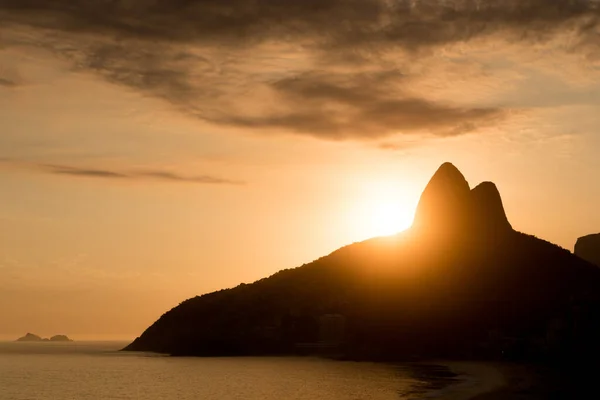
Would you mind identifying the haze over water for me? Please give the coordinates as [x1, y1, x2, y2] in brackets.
[0, 342, 451, 400]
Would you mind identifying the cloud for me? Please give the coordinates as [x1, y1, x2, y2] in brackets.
[210, 71, 503, 139]
[136, 170, 244, 185]
[41, 164, 244, 185]
[1, 0, 599, 140]
[0, 77, 17, 87]
[47, 165, 129, 179]
[2, 1, 597, 47]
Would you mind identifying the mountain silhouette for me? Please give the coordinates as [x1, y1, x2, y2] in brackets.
[124, 163, 600, 361]
[575, 233, 600, 267]
[413, 163, 511, 238]
[16, 333, 44, 342]
[49, 335, 73, 342]
[15, 333, 73, 342]
[413, 162, 473, 233]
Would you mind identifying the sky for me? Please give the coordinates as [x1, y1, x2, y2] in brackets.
[1, 0, 600, 340]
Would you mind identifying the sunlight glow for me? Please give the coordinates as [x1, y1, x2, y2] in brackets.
[367, 201, 413, 236]
[352, 180, 416, 239]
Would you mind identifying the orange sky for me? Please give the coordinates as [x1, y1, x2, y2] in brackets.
[1, 0, 600, 339]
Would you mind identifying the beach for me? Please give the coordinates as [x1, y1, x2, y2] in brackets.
[439, 362, 506, 400]
[433, 361, 565, 400]
[415, 361, 557, 400]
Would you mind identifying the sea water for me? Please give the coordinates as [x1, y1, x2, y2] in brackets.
[0, 342, 457, 399]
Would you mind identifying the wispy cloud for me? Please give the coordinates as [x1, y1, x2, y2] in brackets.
[0, 77, 17, 87]
[47, 165, 129, 179]
[1, 0, 599, 140]
[206, 71, 503, 139]
[42, 164, 244, 185]
[136, 170, 243, 184]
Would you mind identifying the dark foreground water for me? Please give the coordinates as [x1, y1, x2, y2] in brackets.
[0, 342, 458, 399]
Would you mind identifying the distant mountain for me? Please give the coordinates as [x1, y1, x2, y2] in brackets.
[16, 333, 73, 342]
[124, 163, 600, 361]
[49, 335, 73, 342]
[16, 333, 44, 342]
[575, 233, 600, 267]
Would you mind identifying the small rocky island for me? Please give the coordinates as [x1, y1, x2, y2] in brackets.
[16, 333, 73, 342]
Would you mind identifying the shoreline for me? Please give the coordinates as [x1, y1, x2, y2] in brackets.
[443, 362, 506, 400]
[432, 361, 548, 400]
[393, 361, 506, 400]
[423, 361, 507, 400]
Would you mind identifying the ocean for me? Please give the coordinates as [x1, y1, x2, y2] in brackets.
[0, 342, 458, 399]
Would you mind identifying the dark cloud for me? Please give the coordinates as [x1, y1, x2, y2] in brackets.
[214, 94, 501, 139]
[0, 77, 17, 87]
[331, 1, 600, 54]
[1, 1, 597, 47]
[3, 1, 598, 49]
[42, 164, 243, 185]
[208, 71, 503, 138]
[46, 165, 129, 179]
[1, 0, 598, 140]
[0, 0, 383, 44]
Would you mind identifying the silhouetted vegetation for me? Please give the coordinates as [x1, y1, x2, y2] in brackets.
[125, 163, 600, 366]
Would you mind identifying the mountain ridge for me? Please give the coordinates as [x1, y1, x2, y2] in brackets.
[124, 162, 600, 361]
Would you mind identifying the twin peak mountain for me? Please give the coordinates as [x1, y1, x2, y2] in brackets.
[414, 162, 511, 235]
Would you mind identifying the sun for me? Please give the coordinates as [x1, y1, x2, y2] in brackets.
[352, 181, 416, 239]
[368, 201, 413, 237]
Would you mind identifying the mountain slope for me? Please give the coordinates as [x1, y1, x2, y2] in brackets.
[575, 233, 600, 267]
[124, 163, 600, 360]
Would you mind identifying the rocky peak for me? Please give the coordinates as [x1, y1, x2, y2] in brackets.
[412, 163, 512, 236]
[471, 182, 512, 231]
[412, 162, 471, 232]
